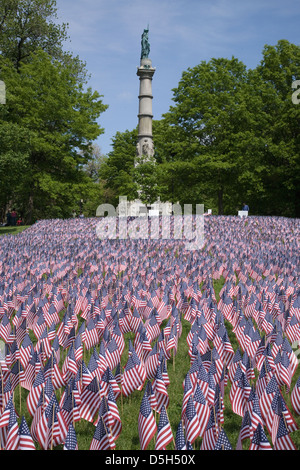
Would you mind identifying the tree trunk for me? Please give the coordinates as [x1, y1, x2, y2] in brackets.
[218, 187, 224, 215]
[25, 194, 34, 225]
[295, 188, 300, 218]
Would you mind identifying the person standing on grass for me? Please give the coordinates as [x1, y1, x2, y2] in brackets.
[10, 208, 17, 226]
[6, 209, 11, 226]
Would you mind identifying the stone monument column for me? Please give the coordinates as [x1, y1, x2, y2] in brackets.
[136, 28, 155, 163]
[117, 28, 172, 217]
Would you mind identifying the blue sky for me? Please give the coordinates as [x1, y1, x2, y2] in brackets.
[56, 0, 300, 156]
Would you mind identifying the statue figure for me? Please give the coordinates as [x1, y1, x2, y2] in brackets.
[141, 139, 154, 158]
[136, 142, 140, 157]
[141, 28, 150, 59]
[142, 139, 150, 155]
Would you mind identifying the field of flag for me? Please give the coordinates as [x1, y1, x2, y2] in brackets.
[0, 214, 299, 450]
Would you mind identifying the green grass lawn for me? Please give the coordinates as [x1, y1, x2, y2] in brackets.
[0, 225, 31, 236]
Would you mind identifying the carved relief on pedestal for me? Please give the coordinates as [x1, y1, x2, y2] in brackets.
[136, 138, 154, 162]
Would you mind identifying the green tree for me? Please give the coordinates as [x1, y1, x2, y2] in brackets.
[162, 57, 271, 214]
[0, 50, 107, 222]
[99, 122, 175, 207]
[81, 143, 106, 183]
[133, 155, 160, 205]
[255, 39, 300, 217]
[0, 0, 108, 222]
[99, 128, 139, 207]
[0, 121, 29, 221]
[80, 143, 109, 216]
[0, 0, 69, 70]
[93, 42, 300, 217]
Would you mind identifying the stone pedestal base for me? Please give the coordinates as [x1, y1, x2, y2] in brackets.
[117, 197, 172, 217]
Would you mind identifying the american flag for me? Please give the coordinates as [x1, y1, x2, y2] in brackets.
[43, 352, 65, 390]
[236, 410, 252, 449]
[0, 215, 298, 451]
[155, 405, 174, 450]
[285, 314, 300, 343]
[0, 313, 12, 342]
[213, 428, 232, 450]
[87, 347, 105, 382]
[26, 369, 46, 417]
[249, 423, 272, 450]
[106, 385, 122, 440]
[138, 391, 157, 450]
[197, 362, 210, 399]
[79, 376, 102, 423]
[36, 393, 67, 450]
[152, 364, 169, 412]
[206, 366, 217, 406]
[101, 367, 121, 400]
[73, 334, 83, 363]
[111, 322, 125, 356]
[62, 344, 78, 382]
[76, 359, 93, 387]
[160, 353, 170, 388]
[6, 339, 20, 368]
[275, 350, 292, 391]
[18, 415, 36, 450]
[30, 393, 44, 443]
[63, 423, 78, 450]
[135, 328, 152, 362]
[229, 365, 251, 417]
[273, 415, 297, 450]
[200, 406, 218, 450]
[255, 341, 275, 372]
[246, 386, 264, 433]
[63, 325, 76, 350]
[218, 293, 234, 323]
[193, 383, 210, 437]
[9, 360, 25, 391]
[175, 420, 187, 450]
[129, 308, 143, 333]
[145, 380, 158, 411]
[122, 350, 146, 397]
[60, 376, 81, 410]
[145, 310, 161, 343]
[183, 396, 201, 445]
[89, 416, 116, 450]
[5, 403, 19, 450]
[259, 374, 279, 422]
[213, 323, 234, 367]
[181, 372, 194, 417]
[282, 337, 298, 377]
[106, 338, 121, 372]
[60, 391, 81, 429]
[145, 342, 160, 380]
[214, 384, 225, 428]
[266, 388, 298, 444]
[82, 317, 99, 350]
[291, 376, 300, 415]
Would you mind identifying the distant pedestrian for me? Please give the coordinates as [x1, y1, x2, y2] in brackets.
[242, 202, 249, 212]
[10, 208, 17, 226]
[6, 210, 11, 226]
